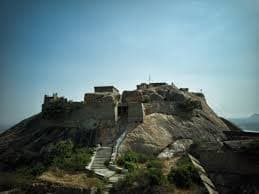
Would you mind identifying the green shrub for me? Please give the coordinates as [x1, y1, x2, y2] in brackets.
[179, 98, 202, 111]
[168, 155, 201, 188]
[116, 151, 152, 168]
[70, 148, 92, 170]
[47, 140, 92, 171]
[113, 165, 166, 193]
[124, 161, 138, 172]
[116, 157, 125, 166]
[147, 167, 166, 185]
[168, 166, 192, 188]
[142, 95, 151, 103]
[123, 168, 148, 186]
[176, 155, 191, 167]
[16, 162, 46, 177]
[30, 162, 46, 176]
[123, 151, 139, 163]
[137, 152, 151, 163]
[147, 160, 163, 169]
[47, 139, 73, 164]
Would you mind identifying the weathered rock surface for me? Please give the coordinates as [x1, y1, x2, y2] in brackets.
[119, 85, 230, 155]
[1, 82, 258, 194]
[119, 112, 228, 154]
[158, 139, 193, 159]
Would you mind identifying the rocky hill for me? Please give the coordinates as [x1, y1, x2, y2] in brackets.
[119, 85, 230, 154]
[0, 83, 230, 169]
[0, 82, 258, 194]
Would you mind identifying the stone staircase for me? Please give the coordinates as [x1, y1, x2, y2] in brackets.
[90, 146, 125, 194]
[91, 147, 115, 177]
[87, 124, 128, 193]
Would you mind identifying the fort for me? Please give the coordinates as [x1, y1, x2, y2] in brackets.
[42, 82, 191, 125]
[2, 81, 259, 194]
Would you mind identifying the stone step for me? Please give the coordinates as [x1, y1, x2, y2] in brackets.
[91, 166, 107, 169]
[97, 149, 112, 151]
[92, 162, 108, 165]
[96, 150, 112, 153]
[92, 162, 107, 165]
[95, 153, 112, 156]
[95, 156, 111, 158]
[93, 158, 109, 161]
[92, 158, 110, 162]
[92, 166, 106, 169]
[94, 158, 110, 161]
[96, 153, 111, 156]
[92, 163, 106, 166]
[91, 146, 113, 172]
[92, 161, 107, 164]
[95, 154, 111, 158]
[93, 159, 109, 162]
[92, 164, 106, 166]
[96, 150, 112, 152]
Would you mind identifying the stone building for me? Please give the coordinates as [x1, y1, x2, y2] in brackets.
[94, 86, 119, 93]
[84, 86, 120, 125]
[120, 90, 145, 123]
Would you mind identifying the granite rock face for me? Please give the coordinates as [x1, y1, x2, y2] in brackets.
[158, 139, 193, 159]
[119, 84, 230, 155]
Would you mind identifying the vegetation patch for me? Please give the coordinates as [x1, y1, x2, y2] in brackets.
[0, 140, 94, 192]
[116, 151, 154, 172]
[167, 155, 201, 188]
[112, 151, 168, 193]
[112, 153, 202, 194]
[46, 139, 93, 171]
[38, 168, 104, 190]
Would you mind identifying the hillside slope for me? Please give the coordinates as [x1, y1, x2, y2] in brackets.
[119, 87, 230, 154]
[0, 83, 233, 170]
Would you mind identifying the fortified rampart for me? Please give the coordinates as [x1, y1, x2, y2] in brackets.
[94, 86, 119, 93]
[42, 82, 203, 125]
[42, 93, 84, 118]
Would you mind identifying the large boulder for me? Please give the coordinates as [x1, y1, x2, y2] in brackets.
[119, 91, 230, 155]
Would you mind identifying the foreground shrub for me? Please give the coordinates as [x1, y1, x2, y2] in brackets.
[168, 166, 192, 188]
[147, 167, 167, 186]
[47, 140, 92, 171]
[147, 159, 163, 169]
[47, 139, 73, 162]
[116, 151, 153, 168]
[124, 161, 138, 172]
[70, 148, 92, 170]
[15, 162, 46, 178]
[112, 166, 167, 194]
[167, 155, 201, 188]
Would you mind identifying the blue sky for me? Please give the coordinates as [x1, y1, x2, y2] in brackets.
[0, 0, 258, 127]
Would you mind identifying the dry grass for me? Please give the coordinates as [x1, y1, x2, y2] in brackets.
[37, 168, 103, 189]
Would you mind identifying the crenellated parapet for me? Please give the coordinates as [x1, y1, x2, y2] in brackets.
[41, 83, 205, 124]
[42, 93, 83, 119]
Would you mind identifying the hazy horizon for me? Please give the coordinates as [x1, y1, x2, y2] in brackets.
[1, 0, 258, 127]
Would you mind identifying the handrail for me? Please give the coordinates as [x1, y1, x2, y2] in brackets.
[110, 129, 127, 164]
[85, 144, 100, 170]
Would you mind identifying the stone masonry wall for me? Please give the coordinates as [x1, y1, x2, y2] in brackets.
[128, 102, 144, 123]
